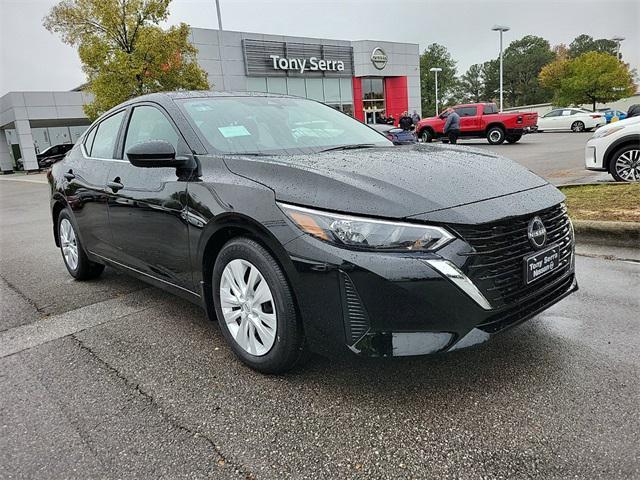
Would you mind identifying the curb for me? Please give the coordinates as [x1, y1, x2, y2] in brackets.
[572, 220, 640, 249]
[557, 181, 622, 188]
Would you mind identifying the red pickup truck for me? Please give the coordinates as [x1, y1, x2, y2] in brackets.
[416, 103, 538, 145]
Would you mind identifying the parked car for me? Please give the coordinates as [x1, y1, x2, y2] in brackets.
[415, 103, 538, 145]
[537, 108, 605, 132]
[370, 124, 417, 145]
[37, 143, 74, 169]
[597, 108, 627, 123]
[585, 115, 640, 182]
[49, 92, 577, 373]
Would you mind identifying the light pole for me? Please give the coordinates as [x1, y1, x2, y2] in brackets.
[430, 67, 442, 116]
[215, 0, 223, 30]
[612, 36, 625, 60]
[491, 25, 510, 112]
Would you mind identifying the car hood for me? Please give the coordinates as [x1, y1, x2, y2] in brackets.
[222, 144, 548, 219]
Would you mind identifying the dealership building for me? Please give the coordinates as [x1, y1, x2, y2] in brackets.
[0, 28, 421, 173]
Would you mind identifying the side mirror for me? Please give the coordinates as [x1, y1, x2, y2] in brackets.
[126, 140, 190, 168]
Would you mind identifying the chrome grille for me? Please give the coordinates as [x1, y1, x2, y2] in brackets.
[452, 203, 574, 309]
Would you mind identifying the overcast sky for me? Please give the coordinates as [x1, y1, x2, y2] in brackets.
[1, 0, 638, 96]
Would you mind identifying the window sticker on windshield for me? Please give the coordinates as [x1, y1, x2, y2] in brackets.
[218, 125, 251, 138]
[190, 103, 215, 112]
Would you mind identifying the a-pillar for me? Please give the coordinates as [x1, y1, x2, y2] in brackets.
[14, 120, 38, 171]
[0, 129, 14, 174]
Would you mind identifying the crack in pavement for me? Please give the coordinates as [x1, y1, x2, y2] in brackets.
[69, 334, 257, 480]
[0, 274, 48, 320]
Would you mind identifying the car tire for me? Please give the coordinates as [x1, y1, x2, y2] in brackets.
[57, 209, 105, 280]
[213, 237, 305, 373]
[420, 129, 433, 143]
[486, 126, 506, 145]
[506, 134, 522, 144]
[571, 121, 585, 132]
[609, 144, 640, 182]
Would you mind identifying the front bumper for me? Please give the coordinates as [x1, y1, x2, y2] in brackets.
[585, 137, 607, 171]
[283, 229, 577, 358]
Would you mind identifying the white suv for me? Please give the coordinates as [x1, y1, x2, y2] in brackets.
[585, 116, 640, 182]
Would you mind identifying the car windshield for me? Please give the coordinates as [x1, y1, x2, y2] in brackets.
[179, 96, 392, 155]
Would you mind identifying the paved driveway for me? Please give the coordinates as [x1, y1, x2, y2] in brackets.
[1, 172, 638, 479]
[454, 131, 612, 185]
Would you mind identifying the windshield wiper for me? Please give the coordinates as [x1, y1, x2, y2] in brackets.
[319, 144, 378, 153]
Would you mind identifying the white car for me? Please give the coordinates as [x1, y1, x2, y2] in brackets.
[585, 116, 640, 182]
[538, 108, 605, 132]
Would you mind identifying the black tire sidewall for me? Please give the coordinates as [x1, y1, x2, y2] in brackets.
[421, 129, 433, 143]
[212, 237, 302, 373]
[487, 127, 505, 145]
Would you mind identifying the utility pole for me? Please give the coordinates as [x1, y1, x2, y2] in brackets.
[492, 25, 510, 112]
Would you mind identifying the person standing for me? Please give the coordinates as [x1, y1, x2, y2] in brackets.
[411, 110, 421, 124]
[399, 111, 413, 131]
[443, 108, 460, 144]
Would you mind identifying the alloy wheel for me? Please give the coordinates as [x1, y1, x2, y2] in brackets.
[59, 218, 79, 270]
[571, 121, 585, 132]
[615, 149, 640, 182]
[489, 130, 503, 143]
[219, 259, 277, 356]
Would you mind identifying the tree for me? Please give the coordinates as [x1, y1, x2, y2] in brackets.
[481, 59, 499, 103]
[457, 64, 484, 103]
[501, 35, 555, 107]
[44, 0, 209, 120]
[419, 43, 457, 116]
[539, 51, 636, 111]
[569, 34, 618, 58]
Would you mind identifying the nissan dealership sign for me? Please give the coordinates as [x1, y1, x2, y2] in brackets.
[269, 55, 345, 74]
[370, 47, 388, 70]
[243, 38, 353, 77]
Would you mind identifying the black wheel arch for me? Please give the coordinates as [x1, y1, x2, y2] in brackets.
[51, 195, 69, 247]
[198, 213, 303, 326]
[603, 134, 640, 171]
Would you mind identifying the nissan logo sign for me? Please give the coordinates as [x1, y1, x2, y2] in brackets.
[370, 47, 388, 70]
[527, 216, 547, 249]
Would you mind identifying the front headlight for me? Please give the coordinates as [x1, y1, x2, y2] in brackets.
[592, 124, 625, 139]
[279, 202, 455, 251]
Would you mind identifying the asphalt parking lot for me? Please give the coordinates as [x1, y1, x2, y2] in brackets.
[1, 148, 638, 478]
[455, 131, 612, 185]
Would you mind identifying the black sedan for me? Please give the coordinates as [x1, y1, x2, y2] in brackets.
[48, 92, 577, 373]
[37, 143, 74, 169]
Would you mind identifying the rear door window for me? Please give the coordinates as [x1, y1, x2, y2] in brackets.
[90, 110, 126, 159]
[454, 106, 477, 117]
[483, 104, 498, 115]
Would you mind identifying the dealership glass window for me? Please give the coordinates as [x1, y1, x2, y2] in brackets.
[340, 104, 354, 117]
[323, 78, 341, 103]
[267, 77, 287, 95]
[362, 78, 384, 101]
[31, 128, 50, 153]
[247, 77, 267, 92]
[69, 126, 89, 143]
[287, 77, 306, 98]
[305, 78, 324, 102]
[340, 78, 353, 102]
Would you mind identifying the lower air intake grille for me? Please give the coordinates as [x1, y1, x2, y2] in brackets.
[340, 271, 370, 344]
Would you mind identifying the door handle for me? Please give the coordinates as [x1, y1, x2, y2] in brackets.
[63, 170, 75, 180]
[107, 178, 124, 192]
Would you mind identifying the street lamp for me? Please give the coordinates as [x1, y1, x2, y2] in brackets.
[430, 67, 443, 116]
[491, 25, 510, 112]
[611, 36, 625, 60]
